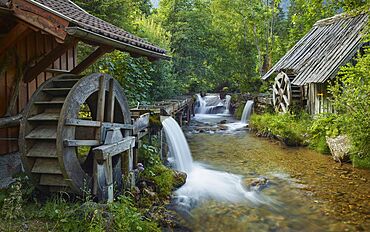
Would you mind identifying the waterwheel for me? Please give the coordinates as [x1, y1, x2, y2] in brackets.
[19, 73, 136, 201]
[272, 72, 301, 113]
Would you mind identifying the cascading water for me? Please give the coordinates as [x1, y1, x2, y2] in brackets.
[195, 94, 207, 114]
[223, 95, 231, 115]
[241, 100, 254, 124]
[161, 117, 264, 208]
[162, 117, 193, 173]
[194, 94, 231, 115]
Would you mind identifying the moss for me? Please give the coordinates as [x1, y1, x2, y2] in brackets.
[141, 164, 174, 199]
[234, 103, 245, 120]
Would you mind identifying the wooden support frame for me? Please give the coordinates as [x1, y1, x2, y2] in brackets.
[0, 114, 22, 129]
[23, 39, 77, 82]
[70, 46, 113, 75]
[12, 0, 69, 41]
[0, 22, 32, 57]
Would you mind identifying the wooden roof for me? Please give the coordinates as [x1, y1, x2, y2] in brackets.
[2, 0, 168, 60]
[262, 13, 368, 86]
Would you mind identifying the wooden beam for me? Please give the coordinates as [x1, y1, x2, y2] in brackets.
[0, 23, 31, 57]
[0, 114, 22, 129]
[70, 46, 113, 74]
[12, 0, 69, 41]
[23, 39, 77, 82]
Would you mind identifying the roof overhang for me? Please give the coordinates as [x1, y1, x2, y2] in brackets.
[66, 27, 170, 61]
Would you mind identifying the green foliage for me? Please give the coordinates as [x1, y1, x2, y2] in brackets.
[1, 180, 24, 221]
[308, 114, 341, 154]
[110, 196, 160, 232]
[329, 47, 370, 168]
[250, 113, 309, 146]
[141, 164, 175, 199]
[139, 144, 162, 168]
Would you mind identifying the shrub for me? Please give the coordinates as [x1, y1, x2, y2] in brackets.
[330, 47, 370, 168]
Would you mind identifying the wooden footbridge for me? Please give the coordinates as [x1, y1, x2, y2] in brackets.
[0, 0, 192, 202]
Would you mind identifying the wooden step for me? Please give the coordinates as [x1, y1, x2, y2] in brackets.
[39, 174, 68, 187]
[28, 112, 60, 121]
[32, 158, 62, 174]
[27, 142, 57, 158]
[34, 100, 65, 106]
[26, 126, 57, 140]
[52, 79, 80, 88]
[43, 88, 72, 96]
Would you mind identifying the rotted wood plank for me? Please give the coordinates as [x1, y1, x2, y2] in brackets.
[32, 158, 62, 174]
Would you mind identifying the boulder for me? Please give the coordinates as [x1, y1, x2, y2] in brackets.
[172, 170, 187, 189]
[326, 135, 351, 163]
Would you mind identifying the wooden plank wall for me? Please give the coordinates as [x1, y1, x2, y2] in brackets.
[308, 83, 335, 115]
[0, 30, 77, 155]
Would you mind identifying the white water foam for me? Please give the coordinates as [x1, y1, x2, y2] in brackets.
[162, 117, 265, 208]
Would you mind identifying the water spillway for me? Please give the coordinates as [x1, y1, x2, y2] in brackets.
[241, 100, 254, 124]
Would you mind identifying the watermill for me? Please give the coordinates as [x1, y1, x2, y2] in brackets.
[19, 73, 136, 201]
[272, 72, 301, 113]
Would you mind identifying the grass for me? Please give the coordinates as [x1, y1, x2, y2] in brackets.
[250, 112, 370, 169]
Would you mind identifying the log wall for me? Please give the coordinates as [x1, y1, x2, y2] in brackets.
[0, 30, 77, 155]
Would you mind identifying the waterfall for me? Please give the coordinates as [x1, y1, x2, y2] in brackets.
[241, 100, 254, 124]
[195, 94, 231, 115]
[161, 116, 264, 206]
[195, 94, 207, 114]
[162, 117, 193, 173]
[223, 95, 231, 114]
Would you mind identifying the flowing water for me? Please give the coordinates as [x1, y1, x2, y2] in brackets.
[194, 94, 231, 115]
[168, 113, 370, 232]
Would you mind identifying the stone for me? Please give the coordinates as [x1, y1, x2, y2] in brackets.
[173, 170, 187, 189]
[219, 120, 227, 124]
[244, 177, 269, 191]
[0, 152, 22, 189]
[326, 135, 351, 163]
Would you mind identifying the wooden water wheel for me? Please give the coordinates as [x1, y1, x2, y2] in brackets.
[19, 73, 136, 201]
[272, 72, 302, 113]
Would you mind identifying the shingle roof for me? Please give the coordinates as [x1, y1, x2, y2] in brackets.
[28, 0, 167, 58]
[262, 13, 368, 86]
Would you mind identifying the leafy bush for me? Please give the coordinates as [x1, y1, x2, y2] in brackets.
[330, 47, 370, 168]
[308, 114, 342, 154]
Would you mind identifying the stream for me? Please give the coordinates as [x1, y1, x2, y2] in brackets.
[169, 112, 369, 232]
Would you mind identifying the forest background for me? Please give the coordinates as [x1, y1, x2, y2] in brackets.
[74, 0, 369, 105]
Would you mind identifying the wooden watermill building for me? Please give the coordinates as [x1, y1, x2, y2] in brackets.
[0, 0, 168, 192]
[262, 13, 368, 114]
